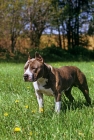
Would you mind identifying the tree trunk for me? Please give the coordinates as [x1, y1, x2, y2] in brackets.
[58, 26, 62, 48]
[67, 18, 71, 49]
[74, 0, 80, 46]
[11, 35, 16, 53]
[56, 19, 62, 48]
[62, 35, 66, 49]
[30, 31, 41, 48]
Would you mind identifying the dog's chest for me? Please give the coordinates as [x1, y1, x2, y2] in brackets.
[33, 78, 54, 96]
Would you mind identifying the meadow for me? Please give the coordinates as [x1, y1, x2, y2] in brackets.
[0, 61, 94, 140]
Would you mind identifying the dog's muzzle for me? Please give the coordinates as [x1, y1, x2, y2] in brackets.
[23, 74, 34, 82]
[24, 74, 28, 81]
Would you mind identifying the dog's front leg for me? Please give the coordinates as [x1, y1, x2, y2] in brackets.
[35, 92, 44, 113]
[55, 93, 61, 113]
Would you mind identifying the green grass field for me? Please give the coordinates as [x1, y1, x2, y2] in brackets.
[0, 62, 94, 140]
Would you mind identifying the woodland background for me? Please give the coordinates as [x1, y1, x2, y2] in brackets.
[0, 0, 94, 61]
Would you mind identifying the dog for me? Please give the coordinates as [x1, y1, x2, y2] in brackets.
[23, 52, 91, 112]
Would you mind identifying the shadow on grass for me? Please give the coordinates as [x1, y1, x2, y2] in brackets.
[61, 100, 88, 112]
[44, 98, 94, 117]
[58, 92, 94, 112]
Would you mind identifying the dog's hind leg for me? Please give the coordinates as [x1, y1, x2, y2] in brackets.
[78, 85, 91, 105]
[77, 70, 91, 105]
[64, 88, 75, 102]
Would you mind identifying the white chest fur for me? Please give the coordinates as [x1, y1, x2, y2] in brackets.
[33, 77, 54, 96]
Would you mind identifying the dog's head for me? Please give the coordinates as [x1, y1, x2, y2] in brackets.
[23, 52, 44, 82]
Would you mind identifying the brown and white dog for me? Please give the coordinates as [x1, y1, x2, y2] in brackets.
[23, 52, 91, 112]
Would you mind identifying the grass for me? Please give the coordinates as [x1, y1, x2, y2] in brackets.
[0, 61, 94, 140]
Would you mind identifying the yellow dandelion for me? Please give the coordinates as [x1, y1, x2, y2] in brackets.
[31, 110, 36, 113]
[27, 86, 30, 89]
[15, 100, 19, 103]
[39, 107, 44, 113]
[25, 105, 29, 109]
[4, 112, 8, 117]
[78, 132, 84, 137]
[14, 127, 21, 132]
[29, 131, 33, 136]
[91, 76, 93, 79]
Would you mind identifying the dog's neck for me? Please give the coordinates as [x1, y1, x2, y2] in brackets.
[43, 63, 51, 79]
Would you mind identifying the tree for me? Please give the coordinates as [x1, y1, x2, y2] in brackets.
[50, 0, 63, 48]
[26, 0, 52, 48]
[52, 0, 94, 49]
[0, 0, 94, 53]
[0, 1, 26, 53]
[88, 3, 94, 36]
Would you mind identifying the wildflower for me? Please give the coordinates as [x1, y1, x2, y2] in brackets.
[27, 86, 30, 89]
[4, 112, 8, 117]
[39, 107, 44, 113]
[78, 132, 84, 137]
[91, 76, 93, 79]
[31, 110, 36, 113]
[25, 105, 29, 109]
[14, 127, 21, 132]
[29, 131, 33, 136]
[15, 100, 19, 103]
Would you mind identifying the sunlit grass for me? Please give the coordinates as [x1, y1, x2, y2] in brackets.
[0, 62, 94, 140]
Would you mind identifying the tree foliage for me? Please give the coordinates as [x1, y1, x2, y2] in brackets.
[0, 0, 94, 54]
[0, 0, 26, 53]
[26, 0, 52, 48]
[51, 0, 94, 48]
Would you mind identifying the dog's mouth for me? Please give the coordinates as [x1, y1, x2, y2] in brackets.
[23, 74, 36, 82]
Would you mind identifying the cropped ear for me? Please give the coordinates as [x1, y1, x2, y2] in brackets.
[35, 52, 44, 62]
[28, 52, 31, 60]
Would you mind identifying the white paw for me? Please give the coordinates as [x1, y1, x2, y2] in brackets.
[55, 101, 61, 113]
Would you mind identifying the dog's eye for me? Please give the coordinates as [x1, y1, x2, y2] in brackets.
[32, 67, 37, 70]
[32, 68, 38, 72]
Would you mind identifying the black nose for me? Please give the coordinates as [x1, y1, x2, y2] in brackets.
[24, 74, 28, 80]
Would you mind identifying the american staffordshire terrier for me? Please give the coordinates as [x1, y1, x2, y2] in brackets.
[23, 52, 91, 112]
